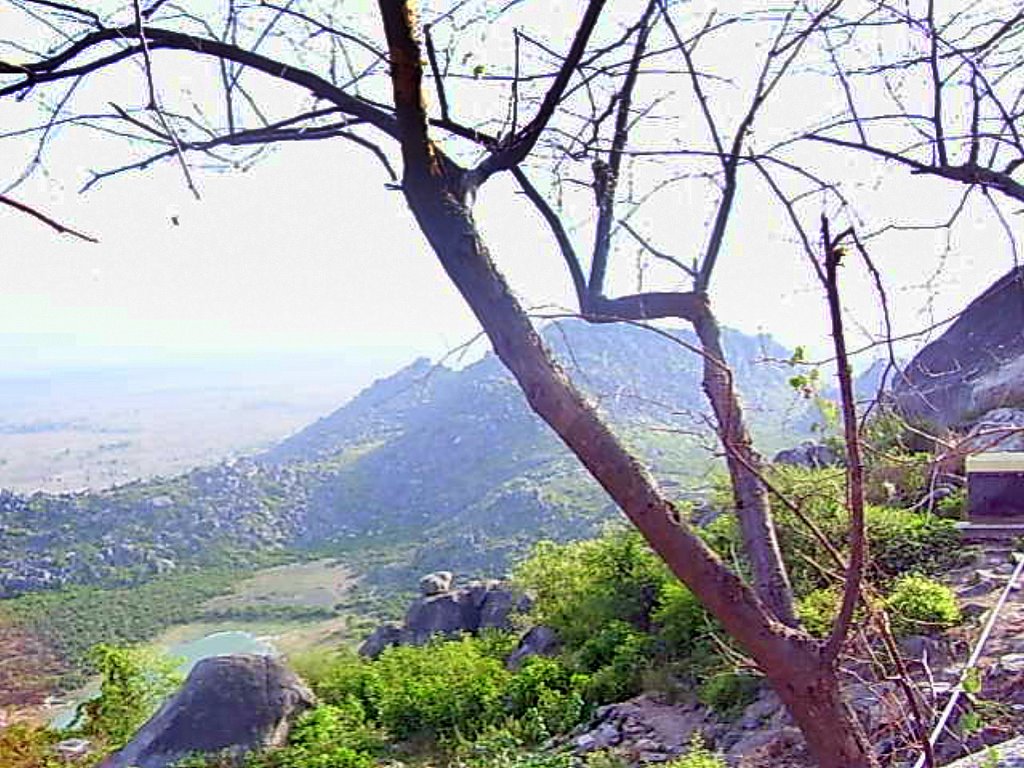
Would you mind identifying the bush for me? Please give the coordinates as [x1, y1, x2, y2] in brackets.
[665, 734, 727, 768]
[866, 506, 962, 580]
[579, 623, 651, 705]
[503, 657, 588, 742]
[651, 581, 710, 652]
[76, 644, 183, 748]
[935, 488, 967, 519]
[457, 728, 574, 768]
[512, 527, 669, 649]
[0, 724, 63, 768]
[365, 637, 511, 742]
[885, 574, 961, 636]
[713, 466, 965, 595]
[293, 648, 376, 714]
[244, 702, 383, 768]
[697, 671, 761, 719]
[796, 587, 841, 638]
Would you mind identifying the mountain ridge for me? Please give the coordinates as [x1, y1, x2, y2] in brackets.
[0, 320, 817, 596]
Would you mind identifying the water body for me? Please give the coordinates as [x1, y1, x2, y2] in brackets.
[51, 630, 275, 729]
[168, 630, 275, 672]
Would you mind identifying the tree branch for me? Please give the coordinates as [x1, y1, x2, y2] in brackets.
[0, 194, 97, 242]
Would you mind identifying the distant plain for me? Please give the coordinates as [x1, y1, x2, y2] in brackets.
[0, 356, 399, 493]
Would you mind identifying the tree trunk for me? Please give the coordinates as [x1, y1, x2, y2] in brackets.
[395, 160, 875, 768]
[377, 5, 877, 762]
[692, 309, 797, 626]
[767, 649, 877, 768]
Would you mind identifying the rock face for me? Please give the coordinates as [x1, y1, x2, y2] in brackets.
[419, 570, 454, 596]
[359, 574, 529, 657]
[893, 267, 1024, 430]
[963, 407, 1024, 452]
[507, 626, 561, 670]
[101, 655, 315, 768]
[772, 441, 843, 469]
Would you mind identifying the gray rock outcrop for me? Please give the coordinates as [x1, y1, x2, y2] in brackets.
[419, 570, 454, 596]
[963, 407, 1024, 452]
[893, 267, 1024, 430]
[100, 655, 315, 768]
[772, 441, 843, 469]
[359, 575, 530, 657]
[506, 625, 561, 670]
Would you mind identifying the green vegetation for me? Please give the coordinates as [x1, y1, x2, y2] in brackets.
[666, 735, 727, 768]
[0, 569, 239, 686]
[75, 644, 183, 748]
[712, 464, 964, 595]
[0, 644, 183, 768]
[697, 672, 761, 718]
[884, 574, 962, 636]
[294, 637, 586, 748]
[5, 457, 970, 768]
[0, 725, 63, 768]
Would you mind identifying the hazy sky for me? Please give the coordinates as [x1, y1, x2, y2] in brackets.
[1, 2, 1019, 377]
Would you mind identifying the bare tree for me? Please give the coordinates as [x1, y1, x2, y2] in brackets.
[803, 1, 1024, 206]
[8, 1, 1012, 764]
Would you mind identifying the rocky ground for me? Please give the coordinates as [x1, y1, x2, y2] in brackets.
[567, 543, 1024, 767]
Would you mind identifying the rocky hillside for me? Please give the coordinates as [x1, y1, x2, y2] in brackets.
[894, 266, 1024, 429]
[0, 320, 817, 596]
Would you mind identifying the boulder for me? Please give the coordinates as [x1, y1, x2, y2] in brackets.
[100, 655, 315, 768]
[419, 571, 454, 596]
[772, 441, 843, 469]
[360, 573, 528, 657]
[893, 267, 1024, 430]
[506, 625, 561, 670]
[358, 623, 404, 658]
[963, 407, 1024, 452]
[403, 592, 475, 645]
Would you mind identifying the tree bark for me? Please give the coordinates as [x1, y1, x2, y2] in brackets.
[586, 292, 797, 626]
[692, 309, 797, 626]
[400, 168, 875, 767]
[378, 2, 877, 764]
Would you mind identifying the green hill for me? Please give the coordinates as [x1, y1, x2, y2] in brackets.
[0, 320, 816, 596]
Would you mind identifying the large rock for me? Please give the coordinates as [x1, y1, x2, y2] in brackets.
[963, 408, 1024, 452]
[101, 655, 315, 768]
[773, 441, 843, 469]
[358, 624, 404, 658]
[359, 574, 528, 657]
[506, 625, 560, 670]
[893, 267, 1024, 430]
[419, 571, 454, 596]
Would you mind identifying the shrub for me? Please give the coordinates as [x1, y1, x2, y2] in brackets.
[0, 724, 63, 768]
[503, 657, 588, 742]
[293, 648, 376, 715]
[245, 701, 383, 768]
[457, 728, 575, 768]
[866, 506, 962, 580]
[575, 621, 651, 705]
[697, 671, 761, 719]
[885, 574, 961, 636]
[665, 734, 727, 768]
[796, 587, 841, 638]
[651, 581, 710, 652]
[513, 527, 669, 649]
[76, 644, 182, 748]
[365, 637, 511, 742]
[935, 488, 967, 519]
[715, 466, 965, 595]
